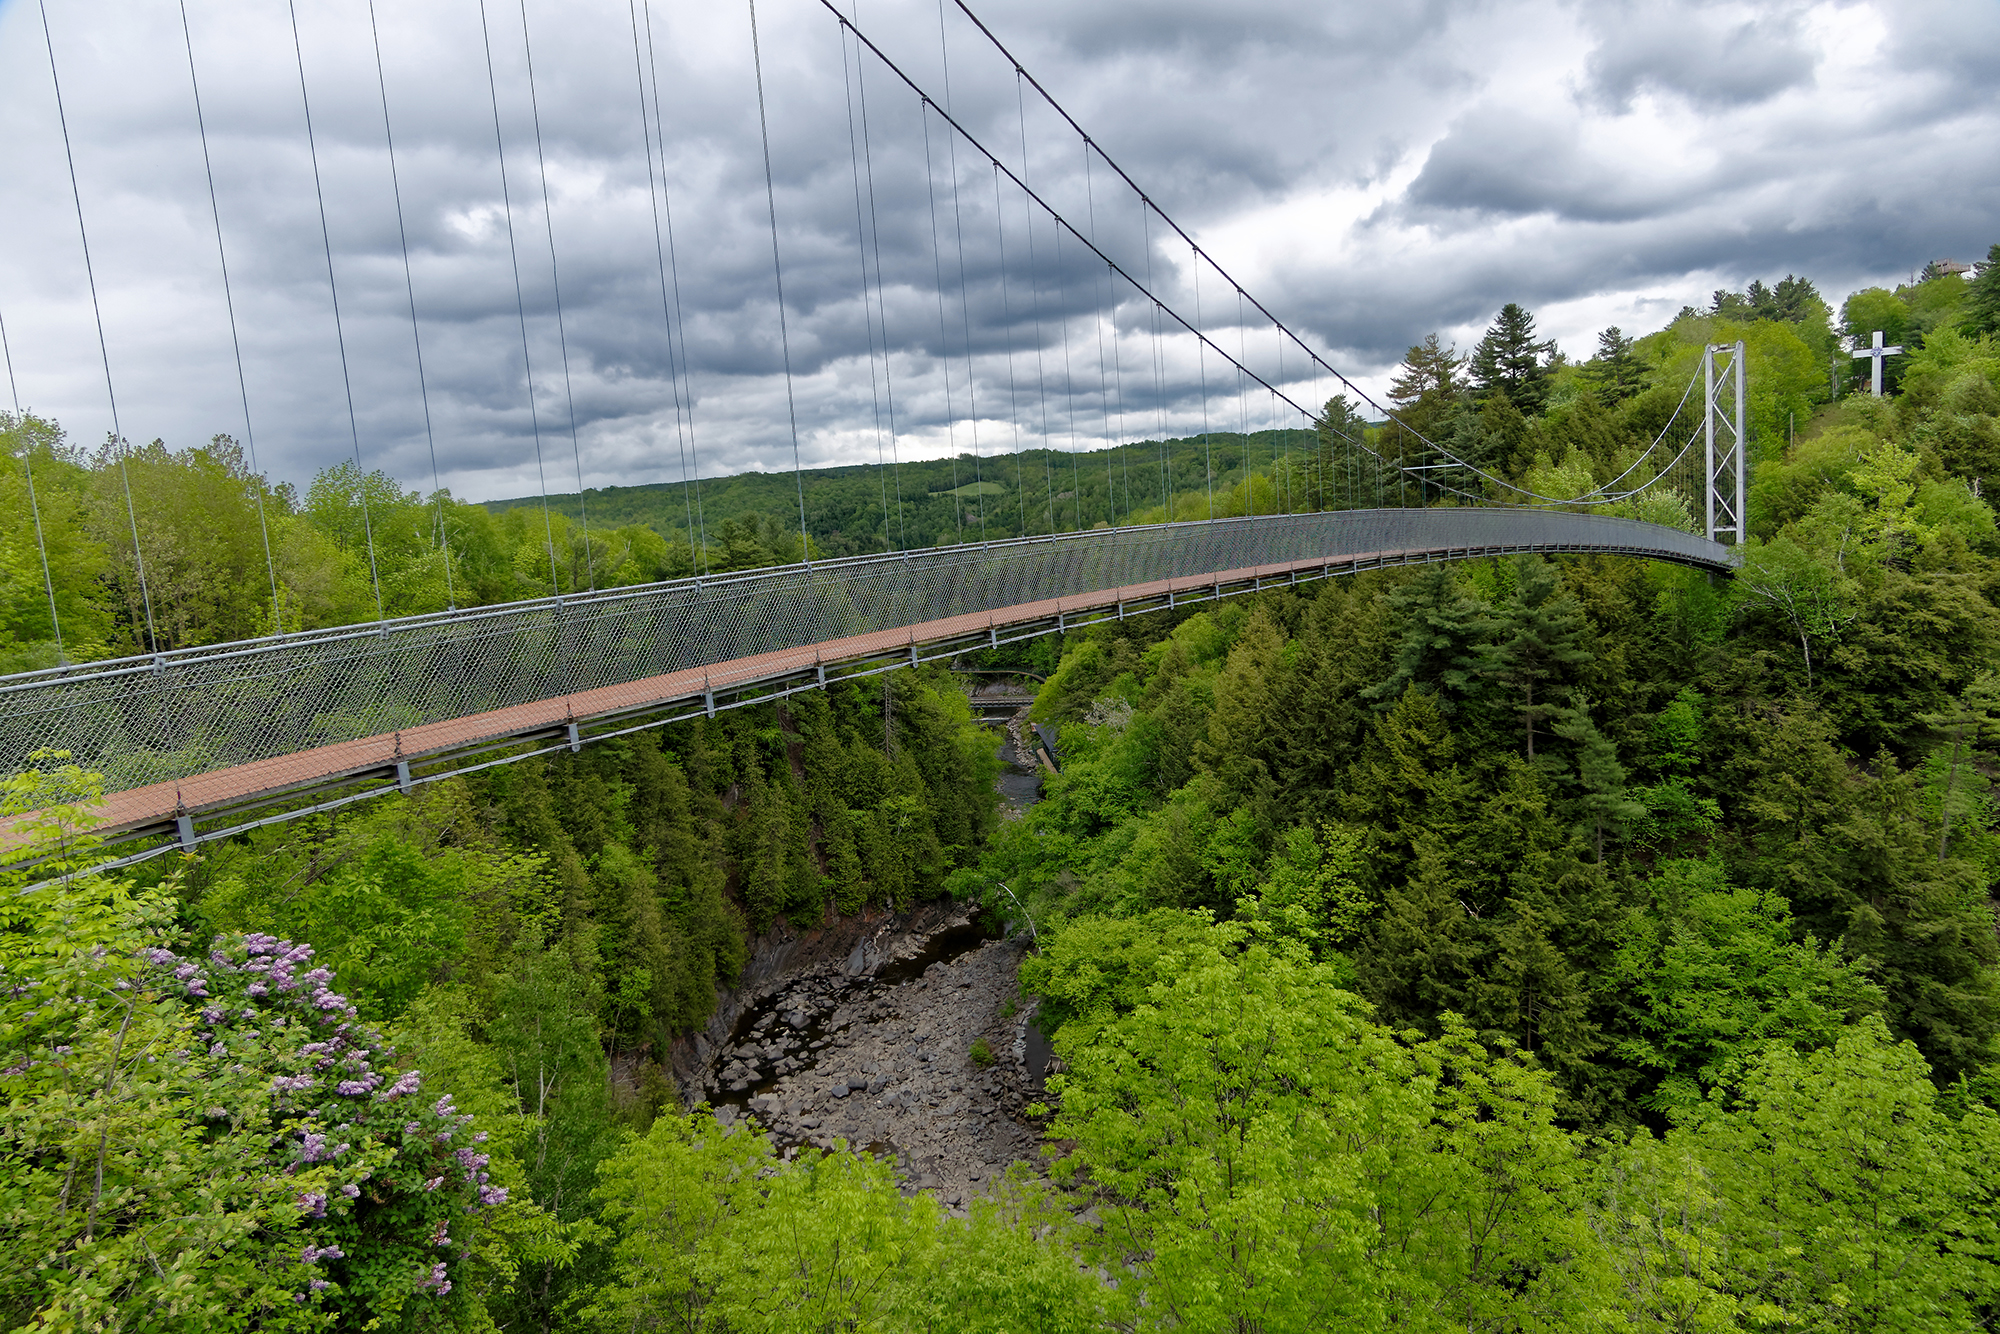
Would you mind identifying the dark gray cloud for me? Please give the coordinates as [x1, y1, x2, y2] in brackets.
[1581, 0, 1819, 112]
[0, 0, 1993, 502]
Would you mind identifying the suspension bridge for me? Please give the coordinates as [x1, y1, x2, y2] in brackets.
[0, 0, 1743, 868]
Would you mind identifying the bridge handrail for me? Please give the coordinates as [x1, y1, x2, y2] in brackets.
[0, 510, 1732, 804]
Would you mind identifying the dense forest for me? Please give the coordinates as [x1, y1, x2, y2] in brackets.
[5, 244, 2000, 1330]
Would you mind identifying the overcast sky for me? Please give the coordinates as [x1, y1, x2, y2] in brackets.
[1, 0, 1994, 503]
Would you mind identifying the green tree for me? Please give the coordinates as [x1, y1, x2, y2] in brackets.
[1958, 241, 2000, 338]
[1470, 303, 1553, 414]
[1583, 325, 1645, 404]
[1474, 557, 1594, 759]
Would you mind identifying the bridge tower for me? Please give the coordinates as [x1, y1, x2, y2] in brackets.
[1703, 341, 1748, 544]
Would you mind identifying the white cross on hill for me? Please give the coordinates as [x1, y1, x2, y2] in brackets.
[1853, 329, 1903, 396]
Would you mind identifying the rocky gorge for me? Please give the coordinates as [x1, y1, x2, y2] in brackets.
[681, 696, 1054, 1211]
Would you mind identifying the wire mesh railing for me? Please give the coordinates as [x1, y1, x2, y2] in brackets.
[0, 507, 1730, 798]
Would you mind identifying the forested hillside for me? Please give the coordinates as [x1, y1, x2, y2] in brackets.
[0, 415, 1297, 668]
[5, 247, 2000, 1329]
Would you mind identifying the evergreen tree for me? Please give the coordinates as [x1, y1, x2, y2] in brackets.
[1386, 334, 1465, 457]
[1583, 326, 1644, 404]
[1960, 241, 2000, 338]
[1366, 565, 1490, 715]
[1474, 558, 1594, 761]
[1470, 304, 1553, 415]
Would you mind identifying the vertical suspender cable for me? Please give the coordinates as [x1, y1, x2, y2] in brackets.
[365, 0, 454, 610]
[0, 303, 65, 664]
[839, 26, 895, 551]
[476, 0, 561, 595]
[918, 102, 967, 542]
[1013, 75, 1055, 536]
[1141, 202, 1169, 520]
[850, 10, 907, 551]
[517, 0, 594, 590]
[1237, 286, 1251, 513]
[1054, 227, 1082, 531]
[39, 0, 156, 655]
[1104, 261, 1130, 528]
[991, 164, 1028, 538]
[1083, 144, 1121, 529]
[640, 0, 708, 572]
[934, 1, 986, 541]
[180, 0, 281, 632]
[1192, 250, 1214, 519]
[287, 0, 385, 622]
[747, 0, 813, 564]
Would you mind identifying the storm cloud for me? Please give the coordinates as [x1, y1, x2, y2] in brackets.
[0, 0, 1992, 502]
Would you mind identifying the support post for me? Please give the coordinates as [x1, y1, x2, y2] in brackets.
[1703, 341, 1747, 544]
[176, 812, 196, 850]
[566, 721, 581, 753]
[1703, 345, 1716, 540]
[395, 759, 412, 794]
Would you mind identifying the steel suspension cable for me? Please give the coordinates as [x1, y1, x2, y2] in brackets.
[0, 302, 65, 664]
[639, 0, 708, 572]
[822, 0, 1391, 479]
[626, 0, 698, 564]
[849, 9, 907, 551]
[1083, 145, 1121, 528]
[918, 102, 967, 542]
[932, 0, 986, 541]
[517, 0, 594, 590]
[746, 0, 813, 564]
[1141, 203, 1169, 518]
[990, 164, 1028, 538]
[1013, 75, 1055, 536]
[840, 26, 896, 551]
[1237, 286, 1251, 514]
[1053, 227, 1082, 531]
[40, 0, 156, 655]
[1192, 254, 1214, 519]
[363, 0, 454, 611]
[287, 0, 386, 622]
[477, 0, 561, 595]
[180, 0, 281, 631]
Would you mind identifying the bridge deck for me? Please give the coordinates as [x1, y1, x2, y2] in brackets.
[0, 506, 1728, 860]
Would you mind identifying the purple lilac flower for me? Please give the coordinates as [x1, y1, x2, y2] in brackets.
[419, 1262, 452, 1295]
[309, 1279, 329, 1293]
[424, 1176, 444, 1192]
[433, 1095, 455, 1117]
[299, 1132, 328, 1162]
[456, 1149, 490, 1174]
[379, 1070, 422, 1101]
[300, 1243, 345, 1263]
[479, 1185, 509, 1207]
[146, 948, 176, 966]
[247, 982, 269, 999]
[297, 1192, 328, 1219]
[173, 964, 199, 981]
[405, 1121, 421, 1134]
[342, 1184, 361, 1199]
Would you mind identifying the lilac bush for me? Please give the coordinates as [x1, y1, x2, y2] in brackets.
[149, 931, 503, 1329]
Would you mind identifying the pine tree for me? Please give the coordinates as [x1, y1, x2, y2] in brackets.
[1198, 607, 1286, 810]
[1474, 558, 1593, 761]
[1366, 565, 1490, 714]
[1583, 326, 1643, 404]
[1386, 334, 1465, 458]
[1469, 304, 1552, 414]
[1960, 241, 2000, 338]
